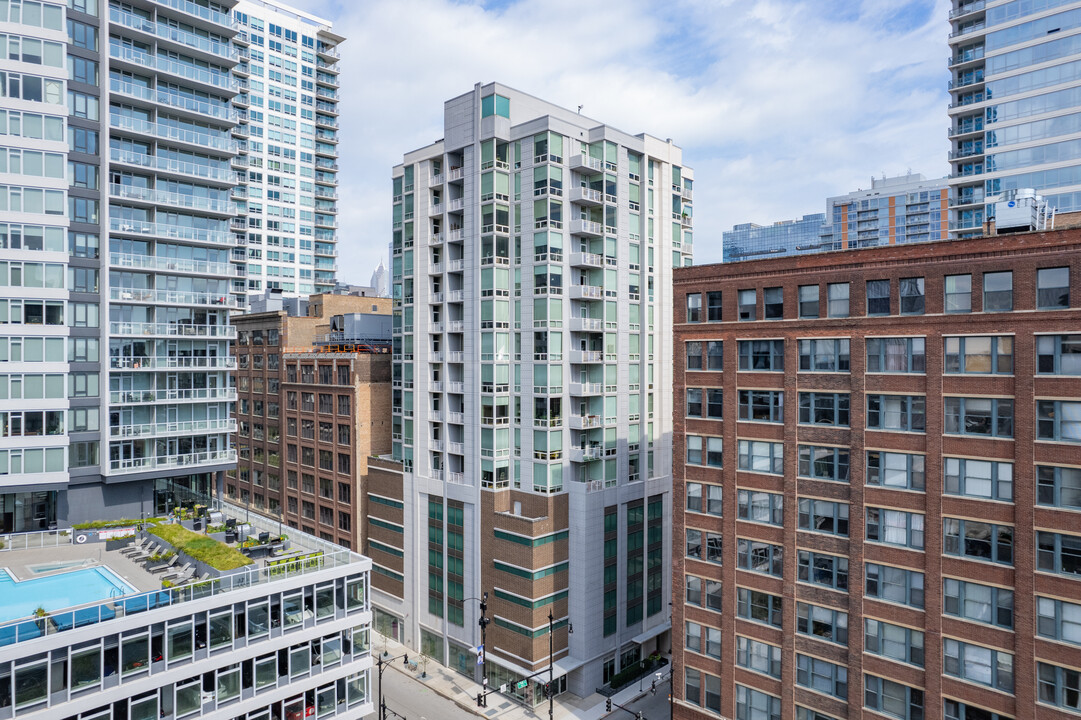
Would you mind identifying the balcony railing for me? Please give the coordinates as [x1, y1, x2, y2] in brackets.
[108, 355, 237, 370]
[109, 184, 234, 214]
[109, 287, 238, 308]
[109, 149, 238, 183]
[109, 218, 235, 246]
[110, 321, 237, 338]
[109, 418, 235, 438]
[108, 43, 237, 91]
[110, 448, 236, 474]
[109, 114, 236, 153]
[110, 252, 235, 277]
[110, 387, 237, 404]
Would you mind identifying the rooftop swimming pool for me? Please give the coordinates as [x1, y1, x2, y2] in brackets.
[0, 566, 136, 623]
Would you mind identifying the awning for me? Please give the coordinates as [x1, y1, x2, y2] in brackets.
[631, 621, 671, 645]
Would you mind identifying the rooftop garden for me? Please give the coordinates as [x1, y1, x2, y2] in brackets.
[149, 523, 253, 571]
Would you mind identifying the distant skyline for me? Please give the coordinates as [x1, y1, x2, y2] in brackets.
[281, 0, 949, 280]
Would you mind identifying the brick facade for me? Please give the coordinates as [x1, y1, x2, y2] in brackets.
[672, 229, 1081, 720]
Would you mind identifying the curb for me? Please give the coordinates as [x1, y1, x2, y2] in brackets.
[385, 660, 487, 718]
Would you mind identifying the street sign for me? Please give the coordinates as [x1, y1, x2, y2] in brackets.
[515, 680, 528, 690]
[499, 684, 507, 693]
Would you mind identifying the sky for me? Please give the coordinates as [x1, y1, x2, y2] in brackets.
[287, 0, 951, 284]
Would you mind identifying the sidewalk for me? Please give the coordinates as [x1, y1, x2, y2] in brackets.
[372, 631, 654, 720]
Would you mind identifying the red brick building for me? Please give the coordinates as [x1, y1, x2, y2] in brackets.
[672, 229, 1081, 720]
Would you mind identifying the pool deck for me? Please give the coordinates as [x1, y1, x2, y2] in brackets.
[3, 544, 166, 594]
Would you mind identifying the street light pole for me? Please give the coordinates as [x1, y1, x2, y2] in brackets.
[376, 652, 409, 720]
[548, 611, 554, 720]
[478, 591, 490, 707]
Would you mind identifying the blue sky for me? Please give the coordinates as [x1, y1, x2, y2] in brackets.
[285, 0, 950, 283]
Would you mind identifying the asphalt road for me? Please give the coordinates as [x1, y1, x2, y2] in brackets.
[372, 665, 478, 719]
[612, 677, 672, 720]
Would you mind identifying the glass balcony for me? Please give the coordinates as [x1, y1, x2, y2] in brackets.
[149, 0, 235, 32]
[109, 218, 235, 246]
[109, 184, 235, 214]
[110, 7, 237, 60]
[109, 149, 237, 184]
[108, 43, 237, 91]
[109, 321, 238, 338]
[109, 286, 239, 308]
[110, 387, 237, 404]
[109, 114, 236, 153]
[110, 417, 236, 438]
[109, 448, 236, 474]
[108, 355, 237, 371]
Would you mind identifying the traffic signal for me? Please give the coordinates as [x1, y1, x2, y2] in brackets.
[605, 698, 612, 712]
[543, 683, 551, 698]
[650, 679, 656, 695]
[476, 693, 483, 707]
[402, 654, 408, 665]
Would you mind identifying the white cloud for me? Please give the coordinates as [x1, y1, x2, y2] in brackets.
[285, 0, 950, 276]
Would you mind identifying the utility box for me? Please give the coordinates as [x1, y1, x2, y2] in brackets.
[994, 188, 1052, 233]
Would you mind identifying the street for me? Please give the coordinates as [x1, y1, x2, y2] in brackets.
[609, 677, 671, 720]
[371, 664, 478, 719]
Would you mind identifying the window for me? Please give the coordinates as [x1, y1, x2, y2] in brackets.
[1037, 596, 1081, 646]
[944, 518, 1013, 565]
[737, 490, 783, 525]
[944, 578, 1013, 629]
[686, 341, 702, 370]
[944, 336, 1013, 374]
[687, 622, 720, 659]
[798, 445, 849, 482]
[738, 339, 783, 371]
[865, 563, 923, 608]
[1037, 335, 1081, 375]
[1037, 400, 1081, 442]
[865, 619, 924, 667]
[798, 392, 849, 426]
[685, 575, 702, 606]
[686, 483, 722, 516]
[684, 667, 701, 708]
[685, 529, 701, 559]
[867, 279, 890, 315]
[799, 285, 819, 318]
[867, 394, 925, 432]
[866, 337, 925, 373]
[1038, 267, 1070, 309]
[704, 579, 722, 611]
[707, 291, 722, 321]
[737, 636, 781, 678]
[797, 708, 841, 720]
[945, 397, 1014, 438]
[1037, 531, 1081, 576]
[738, 289, 756, 320]
[797, 654, 847, 699]
[685, 388, 702, 417]
[983, 271, 1012, 311]
[1038, 465, 1081, 509]
[827, 282, 849, 317]
[687, 435, 723, 467]
[944, 458, 1012, 501]
[945, 273, 972, 313]
[684, 621, 701, 653]
[737, 587, 782, 627]
[738, 440, 782, 474]
[1039, 662, 1081, 713]
[798, 338, 849, 372]
[738, 389, 783, 423]
[797, 603, 847, 646]
[866, 508, 924, 549]
[797, 550, 848, 591]
[685, 293, 701, 322]
[704, 341, 723, 370]
[944, 639, 1013, 692]
[798, 498, 849, 536]
[897, 277, 924, 314]
[763, 287, 782, 319]
[865, 675, 923, 720]
[704, 532, 722, 564]
[704, 389, 723, 418]
[736, 685, 780, 720]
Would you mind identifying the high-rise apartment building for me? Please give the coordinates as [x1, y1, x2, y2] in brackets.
[228, 292, 392, 550]
[821, 173, 949, 250]
[672, 228, 1081, 720]
[232, 0, 341, 299]
[948, 0, 1081, 235]
[372, 82, 691, 702]
[0, 0, 339, 530]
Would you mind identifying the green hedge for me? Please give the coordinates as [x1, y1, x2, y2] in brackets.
[149, 523, 253, 571]
[73, 518, 165, 530]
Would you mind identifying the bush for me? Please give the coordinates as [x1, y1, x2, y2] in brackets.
[149, 524, 253, 571]
[73, 518, 165, 530]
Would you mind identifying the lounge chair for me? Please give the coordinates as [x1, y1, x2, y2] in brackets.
[161, 563, 193, 584]
[119, 538, 150, 556]
[147, 556, 178, 574]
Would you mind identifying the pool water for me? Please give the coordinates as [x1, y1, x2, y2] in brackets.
[0, 567, 136, 623]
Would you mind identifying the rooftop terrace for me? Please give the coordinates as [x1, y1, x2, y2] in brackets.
[0, 497, 363, 648]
